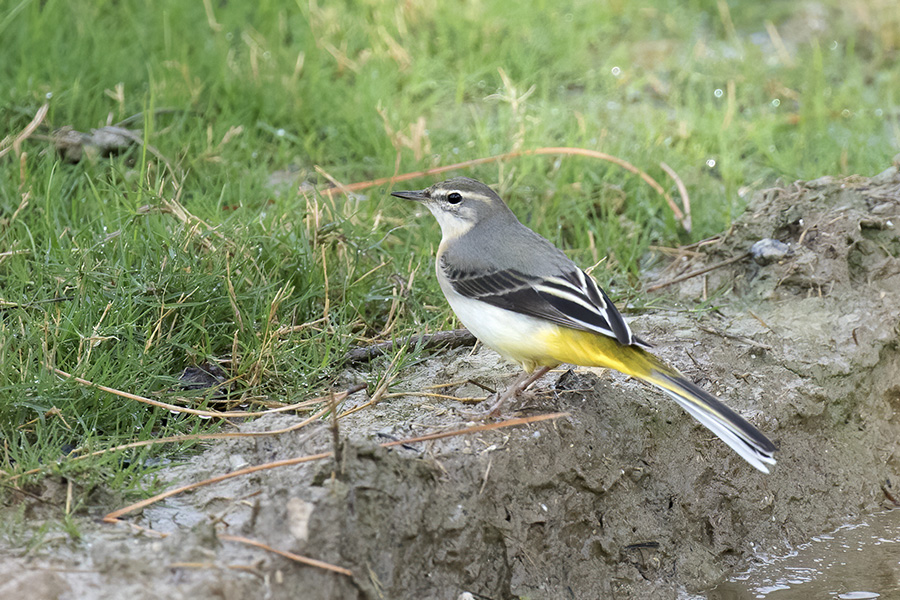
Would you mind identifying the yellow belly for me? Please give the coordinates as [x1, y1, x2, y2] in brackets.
[441, 281, 658, 378]
[534, 326, 658, 379]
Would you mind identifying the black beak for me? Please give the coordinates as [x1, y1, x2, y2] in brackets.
[390, 188, 429, 201]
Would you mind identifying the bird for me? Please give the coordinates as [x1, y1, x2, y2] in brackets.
[391, 176, 777, 473]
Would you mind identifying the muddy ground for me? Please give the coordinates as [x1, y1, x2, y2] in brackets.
[3, 161, 900, 599]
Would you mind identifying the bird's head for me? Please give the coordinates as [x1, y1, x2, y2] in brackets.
[391, 177, 511, 239]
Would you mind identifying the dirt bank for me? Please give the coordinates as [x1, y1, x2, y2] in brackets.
[3, 162, 900, 599]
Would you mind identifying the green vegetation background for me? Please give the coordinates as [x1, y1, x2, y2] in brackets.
[1, 0, 898, 502]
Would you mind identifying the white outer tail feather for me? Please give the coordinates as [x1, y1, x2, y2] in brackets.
[657, 387, 777, 474]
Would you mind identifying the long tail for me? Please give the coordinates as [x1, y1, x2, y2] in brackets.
[551, 330, 778, 472]
[643, 366, 777, 473]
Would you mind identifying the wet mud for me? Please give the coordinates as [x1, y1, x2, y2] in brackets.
[3, 161, 900, 599]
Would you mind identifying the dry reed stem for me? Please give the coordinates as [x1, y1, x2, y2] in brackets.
[316, 146, 686, 227]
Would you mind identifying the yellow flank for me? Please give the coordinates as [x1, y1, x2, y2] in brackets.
[535, 326, 732, 425]
[535, 326, 672, 380]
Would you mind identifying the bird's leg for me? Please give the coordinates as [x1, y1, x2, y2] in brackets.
[475, 365, 553, 419]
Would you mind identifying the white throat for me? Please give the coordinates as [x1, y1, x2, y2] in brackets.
[426, 205, 475, 241]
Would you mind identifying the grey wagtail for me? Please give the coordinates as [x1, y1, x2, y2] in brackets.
[392, 177, 777, 473]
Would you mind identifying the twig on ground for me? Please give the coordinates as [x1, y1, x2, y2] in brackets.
[697, 325, 774, 351]
[345, 328, 476, 363]
[645, 252, 750, 293]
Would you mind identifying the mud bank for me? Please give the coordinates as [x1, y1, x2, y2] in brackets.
[3, 163, 900, 599]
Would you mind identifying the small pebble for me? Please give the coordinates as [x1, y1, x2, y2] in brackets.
[229, 454, 249, 470]
[750, 238, 792, 265]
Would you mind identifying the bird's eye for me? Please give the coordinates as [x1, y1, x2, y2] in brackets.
[447, 192, 462, 204]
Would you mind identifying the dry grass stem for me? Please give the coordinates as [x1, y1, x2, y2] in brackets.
[219, 534, 353, 577]
[379, 412, 568, 446]
[722, 79, 737, 130]
[275, 316, 328, 337]
[0, 103, 49, 159]
[2, 384, 367, 484]
[314, 165, 351, 195]
[383, 391, 488, 404]
[47, 364, 366, 421]
[337, 352, 400, 418]
[764, 20, 794, 66]
[102, 449, 334, 523]
[659, 161, 692, 233]
[102, 411, 568, 523]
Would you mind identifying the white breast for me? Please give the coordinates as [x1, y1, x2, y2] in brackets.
[436, 266, 558, 372]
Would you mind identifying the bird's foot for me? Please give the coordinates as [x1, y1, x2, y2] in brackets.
[459, 366, 553, 421]
[459, 388, 518, 421]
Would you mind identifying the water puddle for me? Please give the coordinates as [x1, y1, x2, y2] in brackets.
[700, 509, 900, 599]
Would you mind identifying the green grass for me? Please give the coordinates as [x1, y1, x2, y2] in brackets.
[1, 0, 899, 501]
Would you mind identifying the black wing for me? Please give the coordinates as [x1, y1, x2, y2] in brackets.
[442, 258, 645, 347]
